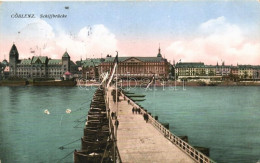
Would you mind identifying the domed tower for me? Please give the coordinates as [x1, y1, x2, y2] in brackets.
[62, 51, 71, 73]
[157, 45, 162, 58]
[9, 43, 19, 76]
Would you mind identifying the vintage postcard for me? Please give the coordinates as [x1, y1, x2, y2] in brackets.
[0, 1, 260, 163]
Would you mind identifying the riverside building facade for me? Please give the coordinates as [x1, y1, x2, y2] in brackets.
[81, 58, 104, 80]
[175, 61, 260, 80]
[8, 44, 77, 79]
[98, 47, 170, 79]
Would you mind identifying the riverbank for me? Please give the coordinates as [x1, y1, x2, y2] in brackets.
[77, 80, 260, 87]
[0, 80, 28, 86]
[0, 80, 76, 86]
[2, 80, 260, 87]
[29, 80, 76, 86]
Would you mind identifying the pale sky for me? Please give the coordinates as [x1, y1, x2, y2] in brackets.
[0, 1, 260, 65]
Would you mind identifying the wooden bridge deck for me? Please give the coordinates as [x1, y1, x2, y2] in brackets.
[108, 87, 195, 163]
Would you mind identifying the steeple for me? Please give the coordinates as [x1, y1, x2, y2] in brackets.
[157, 44, 162, 57]
[9, 43, 19, 61]
[9, 43, 19, 76]
[62, 50, 70, 58]
[62, 50, 71, 73]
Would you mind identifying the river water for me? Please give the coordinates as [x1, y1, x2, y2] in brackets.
[0, 86, 259, 163]
[133, 86, 260, 163]
[0, 86, 95, 163]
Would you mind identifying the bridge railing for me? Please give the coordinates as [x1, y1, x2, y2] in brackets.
[122, 92, 215, 163]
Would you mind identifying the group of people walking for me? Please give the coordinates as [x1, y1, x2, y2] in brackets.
[125, 95, 149, 123]
[110, 112, 119, 129]
[132, 107, 141, 114]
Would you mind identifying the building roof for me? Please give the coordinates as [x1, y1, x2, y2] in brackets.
[48, 59, 62, 65]
[176, 62, 205, 68]
[76, 61, 82, 67]
[238, 65, 254, 69]
[70, 60, 77, 66]
[82, 59, 103, 67]
[103, 56, 164, 63]
[62, 51, 70, 58]
[2, 59, 8, 66]
[31, 56, 48, 64]
[216, 65, 231, 68]
[204, 65, 216, 68]
[253, 66, 260, 69]
[19, 59, 31, 65]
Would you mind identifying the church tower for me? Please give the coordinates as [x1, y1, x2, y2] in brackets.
[9, 43, 19, 76]
[157, 45, 162, 57]
[62, 51, 70, 73]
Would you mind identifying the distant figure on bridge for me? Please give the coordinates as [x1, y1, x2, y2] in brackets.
[113, 96, 116, 103]
[132, 107, 135, 114]
[128, 100, 130, 104]
[115, 119, 119, 129]
[111, 112, 115, 119]
[143, 113, 149, 123]
[137, 108, 141, 114]
[134, 107, 138, 114]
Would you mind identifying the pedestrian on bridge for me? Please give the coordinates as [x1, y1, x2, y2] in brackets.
[132, 107, 135, 114]
[146, 114, 149, 123]
[143, 113, 149, 123]
[115, 119, 119, 129]
[111, 112, 115, 119]
[134, 107, 138, 114]
[137, 108, 141, 114]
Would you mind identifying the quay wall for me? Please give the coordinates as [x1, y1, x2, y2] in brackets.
[113, 80, 260, 87]
[0, 80, 28, 86]
[0, 80, 76, 86]
[29, 81, 76, 86]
